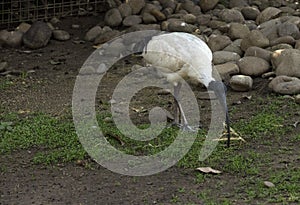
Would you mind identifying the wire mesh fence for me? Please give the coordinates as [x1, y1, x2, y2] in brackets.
[0, 0, 106, 29]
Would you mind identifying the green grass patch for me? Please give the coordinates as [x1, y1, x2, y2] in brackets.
[0, 114, 86, 164]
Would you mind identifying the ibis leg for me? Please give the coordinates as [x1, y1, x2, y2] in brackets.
[174, 83, 192, 130]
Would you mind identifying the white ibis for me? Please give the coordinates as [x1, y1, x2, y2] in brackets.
[141, 32, 231, 147]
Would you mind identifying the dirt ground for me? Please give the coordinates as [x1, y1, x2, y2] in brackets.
[0, 16, 299, 205]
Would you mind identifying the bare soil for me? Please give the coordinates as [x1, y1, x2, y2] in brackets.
[0, 16, 299, 205]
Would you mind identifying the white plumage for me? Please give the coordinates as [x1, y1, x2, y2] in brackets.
[142, 32, 231, 147]
[142, 32, 214, 87]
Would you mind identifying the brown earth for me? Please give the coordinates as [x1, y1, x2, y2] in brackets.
[0, 16, 299, 205]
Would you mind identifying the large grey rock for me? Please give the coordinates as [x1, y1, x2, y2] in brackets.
[241, 6, 260, 20]
[245, 46, 272, 62]
[213, 51, 241, 65]
[123, 15, 142, 26]
[277, 22, 300, 39]
[84, 26, 103, 42]
[118, 3, 132, 18]
[128, 0, 145, 14]
[258, 18, 281, 40]
[199, 0, 218, 12]
[208, 35, 232, 52]
[270, 36, 295, 46]
[220, 9, 245, 23]
[238, 56, 270, 76]
[256, 7, 282, 24]
[105, 8, 123, 27]
[230, 75, 253, 91]
[241, 30, 270, 51]
[23, 21, 52, 49]
[214, 62, 240, 80]
[228, 23, 250, 40]
[52, 30, 70, 41]
[271, 49, 300, 78]
[269, 75, 300, 94]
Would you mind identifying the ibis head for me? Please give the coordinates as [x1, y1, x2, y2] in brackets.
[208, 81, 231, 147]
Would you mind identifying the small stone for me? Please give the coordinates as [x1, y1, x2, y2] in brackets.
[262, 71, 276, 79]
[295, 40, 300, 49]
[126, 24, 161, 32]
[241, 6, 260, 20]
[5, 31, 24, 47]
[220, 9, 245, 23]
[183, 14, 196, 24]
[295, 94, 300, 104]
[241, 30, 270, 51]
[245, 46, 272, 62]
[150, 9, 167, 21]
[228, 23, 250, 40]
[229, 0, 248, 8]
[199, 0, 218, 12]
[181, 0, 197, 14]
[84, 26, 103, 42]
[167, 21, 197, 33]
[71, 24, 80, 29]
[223, 42, 243, 57]
[118, 3, 132, 18]
[16, 22, 31, 33]
[208, 35, 232, 52]
[0, 62, 8, 73]
[264, 181, 275, 188]
[94, 30, 121, 45]
[128, 0, 145, 14]
[230, 75, 253, 92]
[142, 13, 157, 24]
[214, 62, 240, 80]
[213, 51, 241, 65]
[238, 56, 270, 76]
[196, 14, 212, 26]
[52, 30, 70, 41]
[269, 75, 300, 94]
[208, 20, 227, 30]
[50, 17, 60, 25]
[256, 7, 282, 24]
[105, 8, 123, 27]
[123, 15, 142, 27]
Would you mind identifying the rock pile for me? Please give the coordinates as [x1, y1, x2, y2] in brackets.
[1, 0, 300, 96]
